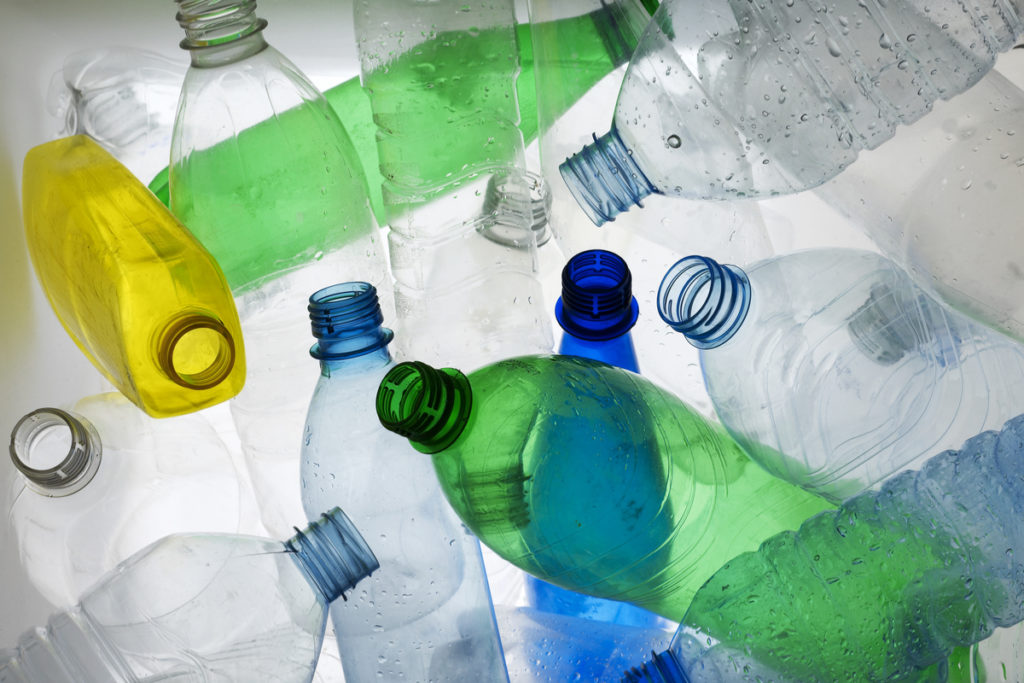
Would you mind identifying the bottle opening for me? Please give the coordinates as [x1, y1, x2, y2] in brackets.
[308, 282, 393, 360]
[287, 507, 379, 603]
[159, 313, 236, 389]
[658, 256, 750, 349]
[376, 361, 472, 454]
[557, 249, 639, 341]
[9, 408, 102, 496]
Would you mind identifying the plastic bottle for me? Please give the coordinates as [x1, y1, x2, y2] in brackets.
[657, 248, 1024, 503]
[524, 250, 672, 632]
[7, 393, 242, 608]
[559, 0, 1024, 224]
[21, 135, 245, 418]
[354, 0, 552, 369]
[299, 282, 508, 682]
[622, 412, 1024, 683]
[0, 507, 377, 683]
[374, 354, 832, 621]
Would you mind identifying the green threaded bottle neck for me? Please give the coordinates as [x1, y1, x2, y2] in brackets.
[375, 361, 473, 454]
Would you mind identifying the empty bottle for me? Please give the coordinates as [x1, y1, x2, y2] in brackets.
[0, 507, 377, 682]
[524, 250, 671, 632]
[560, 0, 1024, 224]
[622, 412, 1024, 682]
[354, 0, 552, 369]
[8, 393, 242, 608]
[375, 354, 831, 621]
[300, 282, 508, 683]
[21, 135, 245, 418]
[657, 248, 1024, 503]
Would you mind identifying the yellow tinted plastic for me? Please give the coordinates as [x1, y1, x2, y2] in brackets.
[22, 136, 245, 417]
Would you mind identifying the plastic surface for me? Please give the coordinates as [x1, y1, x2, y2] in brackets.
[561, 0, 1024, 222]
[0, 508, 378, 682]
[21, 135, 245, 418]
[8, 393, 242, 608]
[659, 248, 1024, 503]
[628, 412, 1024, 682]
[300, 282, 508, 682]
[376, 354, 832, 621]
[355, 0, 552, 370]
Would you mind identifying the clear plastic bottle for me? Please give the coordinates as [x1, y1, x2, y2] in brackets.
[657, 248, 1024, 503]
[622, 412, 1024, 682]
[300, 282, 508, 682]
[354, 0, 552, 370]
[7, 393, 242, 608]
[375, 355, 831, 621]
[21, 135, 246, 418]
[0, 508, 377, 683]
[560, 0, 1024, 222]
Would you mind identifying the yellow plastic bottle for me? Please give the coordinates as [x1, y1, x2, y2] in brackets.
[21, 136, 246, 417]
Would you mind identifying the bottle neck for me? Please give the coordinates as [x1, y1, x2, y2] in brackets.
[285, 507, 379, 603]
[658, 255, 751, 349]
[622, 648, 689, 683]
[9, 408, 102, 497]
[375, 361, 473, 455]
[308, 282, 394, 362]
[556, 249, 638, 342]
[176, 0, 269, 66]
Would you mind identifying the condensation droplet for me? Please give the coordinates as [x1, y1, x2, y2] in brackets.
[666, 134, 682, 149]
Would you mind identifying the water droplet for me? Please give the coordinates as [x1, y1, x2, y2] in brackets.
[826, 37, 842, 57]
[879, 33, 892, 49]
[666, 134, 682, 149]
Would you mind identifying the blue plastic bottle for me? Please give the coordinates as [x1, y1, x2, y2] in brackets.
[0, 508, 377, 683]
[525, 250, 672, 631]
[621, 412, 1024, 682]
[657, 248, 1024, 504]
[299, 282, 508, 683]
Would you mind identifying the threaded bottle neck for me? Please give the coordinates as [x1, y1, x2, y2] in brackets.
[9, 408, 102, 497]
[556, 249, 638, 342]
[286, 507, 379, 603]
[375, 361, 473, 455]
[308, 282, 393, 361]
[176, 0, 268, 53]
[658, 255, 751, 349]
[622, 649, 689, 683]
[559, 126, 657, 226]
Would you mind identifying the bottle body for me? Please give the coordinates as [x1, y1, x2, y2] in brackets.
[8, 393, 242, 607]
[355, 0, 552, 369]
[21, 136, 245, 417]
[661, 249, 1024, 503]
[377, 355, 831, 621]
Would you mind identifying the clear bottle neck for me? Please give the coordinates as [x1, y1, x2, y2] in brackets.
[658, 255, 751, 350]
[285, 507, 379, 603]
[308, 282, 394, 363]
[176, 0, 269, 66]
[9, 408, 102, 497]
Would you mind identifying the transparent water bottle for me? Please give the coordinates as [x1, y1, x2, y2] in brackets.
[657, 248, 1024, 503]
[354, 0, 552, 370]
[300, 282, 508, 682]
[560, 0, 1024, 223]
[0, 508, 377, 682]
[622, 412, 1024, 682]
[7, 393, 242, 608]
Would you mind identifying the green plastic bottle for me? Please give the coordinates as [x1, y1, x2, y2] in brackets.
[375, 355, 832, 621]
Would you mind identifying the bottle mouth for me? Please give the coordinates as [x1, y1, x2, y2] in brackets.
[658, 256, 750, 349]
[157, 312, 236, 389]
[176, 0, 268, 50]
[376, 361, 472, 454]
[556, 249, 639, 341]
[9, 408, 102, 497]
[287, 507, 379, 603]
[480, 170, 553, 248]
[308, 282, 393, 360]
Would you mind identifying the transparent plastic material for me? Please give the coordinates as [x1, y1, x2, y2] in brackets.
[376, 355, 831, 621]
[8, 393, 242, 608]
[21, 135, 246, 418]
[0, 508, 378, 683]
[354, 0, 552, 370]
[658, 248, 1024, 503]
[624, 413, 1024, 683]
[560, 0, 1024, 223]
[47, 48, 187, 185]
[300, 283, 508, 682]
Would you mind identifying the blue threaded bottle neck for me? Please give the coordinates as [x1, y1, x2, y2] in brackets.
[556, 249, 638, 342]
[286, 507, 379, 603]
[9, 408, 102, 498]
[308, 282, 394, 361]
[658, 256, 751, 349]
[559, 126, 658, 226]
[622, 649, 690, 683]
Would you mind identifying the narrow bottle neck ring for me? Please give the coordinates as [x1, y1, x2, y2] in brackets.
[9, 408, 102, 497]
[557, 249, 639, 342]
[176, 0, 268, 55]
[286, 507, 379, 603]
[308, 282, 393, 361]
[376, 361, 472, 455]
[658, 255, 751, 349]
